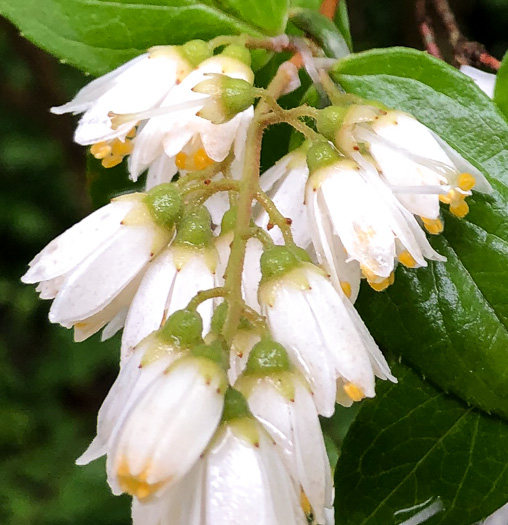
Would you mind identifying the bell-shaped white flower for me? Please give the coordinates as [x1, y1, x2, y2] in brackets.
[255, 148, 312, 248]
[306, 142, 445, 293]
[128, 51, 255, 183]
[460, 65, 496, 98]
[132, 389, 307, 525]
[77, 309, 204, 465]
[52, 44, 209, 147]
[258, 247, 396, 416]
[236, 339, 334, 524]
[107, 346, 227, 501]
[21, 184, 183, 340]
[121, 207, 217, 362]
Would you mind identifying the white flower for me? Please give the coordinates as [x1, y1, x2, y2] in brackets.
[128, 55, 254, 183]
[22, 186, 181, 340]
[52, 46, 195, 147]
[107, 354, 227, 501]
[306, 146, 445, 293]
[255, 149, 312, 248]
[132, 412, 307, 524]
[259, 248, 396, 416]
[460, 65, 497, 98]
[354, 109, 492, 224]
[236, 340, 334, 524]
[120, 245, 216, 362]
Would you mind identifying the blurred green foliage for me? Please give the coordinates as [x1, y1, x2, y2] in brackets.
[0, 1, 506, 524]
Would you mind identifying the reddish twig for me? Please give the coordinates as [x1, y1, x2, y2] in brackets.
[320, 0, 340, 20]
[416, 0, 443, 59]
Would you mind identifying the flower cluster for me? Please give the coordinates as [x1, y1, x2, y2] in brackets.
[23, 37, 492, 524]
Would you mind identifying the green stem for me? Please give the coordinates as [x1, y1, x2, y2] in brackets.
[186, 287, 227, 310]
[254, 189, 295, 245]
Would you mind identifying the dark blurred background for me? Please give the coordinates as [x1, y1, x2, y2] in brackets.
[0, 1, 506, 524]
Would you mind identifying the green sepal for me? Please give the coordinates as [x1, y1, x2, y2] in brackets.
[144, 184, 183, 230]
[221, 388, 252, 422]
[190, 339, 228, 369]
[260, 245, 310, 281]
[244, 338, 292, 375]
[179, 39, 213, 67]
[220, 44, 252, 67]
[174, 207, 213, 248]
[306, 141, 342, 174]
[158, 309, 204, 349]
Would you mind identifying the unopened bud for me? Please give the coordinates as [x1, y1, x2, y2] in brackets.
[145, 184, 183, 230]
[194, 75, 255, 124]
[260, 246, 309, 281]
[159, 309, 204, 348]
[221, 388, 251, 422]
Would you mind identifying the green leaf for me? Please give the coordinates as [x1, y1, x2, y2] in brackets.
[331, 48, 508, 419]
[334, 0, 352, 51]
[494, 51, 508, 119]
[0, 0, 288, 76]
[335, 362, 508, 525]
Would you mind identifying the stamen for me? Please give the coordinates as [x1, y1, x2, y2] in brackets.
[450, 199, 469, 218]
[457, 172, 476, 191]
[422, 217, 444, 235]
[102, 155, 123, 168]
[175, 148, 214, 171]
[175, 152, 188, 170]
[193, 148, 214, 170]
[300, 490, 312, 516]
[117, 459, 167, 500]
[398, 250, 417, 268]
[368, 276, 391, 292]
[344, 382, 365, 402]
[340, 281, 352, 298]
[90, 142, 112, 160]
[111, 139, 133, 157]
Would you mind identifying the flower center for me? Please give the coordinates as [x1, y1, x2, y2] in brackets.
[175, 148, 214, 171]
[90, 127, 136, 168]
[117, 459, 168, 500]
[343, 382, 366, 402]
[421, 217, 444, 235]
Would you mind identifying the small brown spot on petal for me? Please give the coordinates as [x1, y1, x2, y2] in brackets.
[285, 217, 293, 226]
[267, 222, 274, 231]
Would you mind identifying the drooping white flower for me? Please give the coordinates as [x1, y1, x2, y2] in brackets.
[305, 142, 445, 293]
[460, 65, 497, 98]
[128, 52, 255, 183]
[52, 44, 206, 147]
[21, 184, 182, 340]
[255, 148, 312, 248]
[107, 350, 227, 501]
[258, 247, 396, 416]
[76, 309, 204, 465]
[236, 339, 334, 524]
[132, 389, 307, 525]
[120, 207, 217, 362]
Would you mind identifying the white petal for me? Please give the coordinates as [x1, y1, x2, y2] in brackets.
[22, 200, 134, 283]
[144, 153, 177, 187]
[460, 65, 496, 98]
[101, 308, 128, 341]
[49, 225, 154, 324]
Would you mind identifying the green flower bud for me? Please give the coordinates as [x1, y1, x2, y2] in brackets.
[174, 207, 213, 247]
[260, 245, 307, 281]
[220, 207, 238, 235]
[180, 39, 212, 67]
[306, 141, 342, 174]
[194, 75, 255, 124]
[221, 388, 251, 422]
[145, 184, 183, 230]
[159, 309, 203, 348]
[316, 106, 350, 140]
[245, 338, 291, 375]
[220, 44, 252, 67]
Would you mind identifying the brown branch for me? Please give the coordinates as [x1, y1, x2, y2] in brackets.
[320, 0, 340, 20]
[416, 0, 443, 59]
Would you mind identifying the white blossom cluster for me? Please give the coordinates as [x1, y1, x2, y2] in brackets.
[22, 40, 492, 524]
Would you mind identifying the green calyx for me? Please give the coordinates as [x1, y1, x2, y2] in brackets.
[174, 207, 213, 247]
[221, 388, 251, 422]
[194, 75, 255, 124]
[179, 40, 212, 67]
[245, 338, 291, 375]
[145, 184, 184, 230]
[159, 309, 204, 348]
[211, 302, 253, 335]
[316, 106, 350, 140]
[220, 207, 238, 235]
[306, 141, 342, 174]
[191, 339, 228, 369]
[260, 245, 310, 281]
[220, 44, 252, 67]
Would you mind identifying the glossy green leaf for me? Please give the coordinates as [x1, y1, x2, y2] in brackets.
[494, 51, 508, 120]
[331, 48, 508, 419]
[0, 0, 288, 76]
[335, 362, 508, 525]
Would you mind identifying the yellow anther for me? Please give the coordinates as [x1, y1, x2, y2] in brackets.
[344, 382, 366, 402]
[126, 126, 137, 139]
[450, 199, 469, 218]
[300, 490, 312, 516]
[102, 155, 123, 168]
[398, 250, 417, 268]
[368, 277, 391, 292]
[340, 281, 352, 298]
[175, 152, 188, 170]
[117, 459, 168, 501]
[388, 271, 395, 285]
[90, 142, 112, 160]
[439, 192, 452, 204]
[422, 217, 444, 235]
[457, 172, 476, 192]
[360, 265, 377, 283]
[193, 148, 214, 171]
[111, 138, 133, 157]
